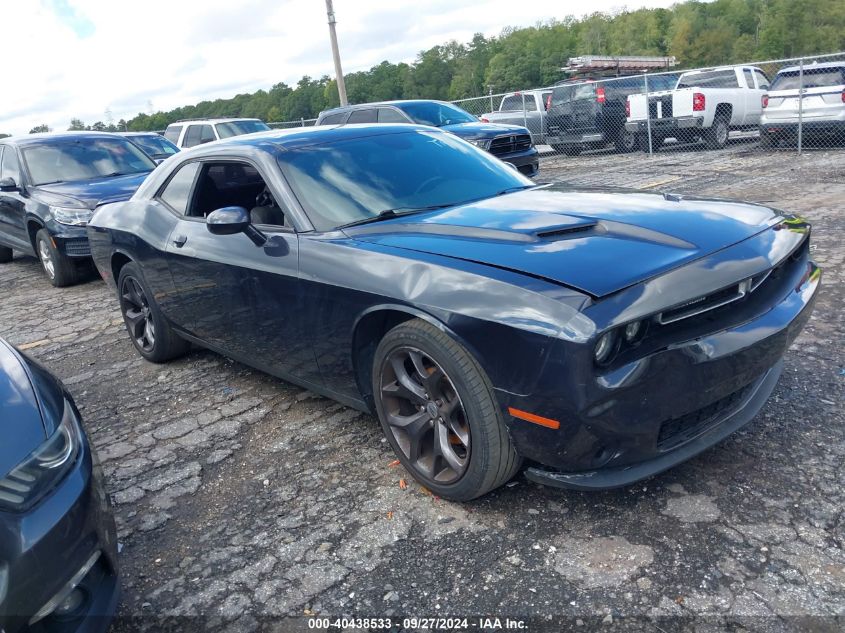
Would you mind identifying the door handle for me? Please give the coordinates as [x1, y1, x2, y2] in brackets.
[172, 234, 187, 247]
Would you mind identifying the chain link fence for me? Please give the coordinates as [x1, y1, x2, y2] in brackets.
[452, 51, 845, 160]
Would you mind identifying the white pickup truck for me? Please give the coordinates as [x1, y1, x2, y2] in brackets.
[626, 66, 771, 150]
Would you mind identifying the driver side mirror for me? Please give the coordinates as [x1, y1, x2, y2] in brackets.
[206, 206, 266, 246]
[0, 177, 18, 192]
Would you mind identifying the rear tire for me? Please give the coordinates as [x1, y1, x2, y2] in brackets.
[372, 318, 522, 501]
[36, 229, 79, 287]
[704, 115, 730, 150]
[614, 129, 638, 153]
[117, 262, 189, 363]
[0, 245, 12, 263]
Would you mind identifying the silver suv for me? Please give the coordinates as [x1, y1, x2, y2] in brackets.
[164, 118, 270, 149]
[761, 61, 845, 146]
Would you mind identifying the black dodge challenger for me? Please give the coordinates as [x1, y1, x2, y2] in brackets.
[87, 124, 820, 500]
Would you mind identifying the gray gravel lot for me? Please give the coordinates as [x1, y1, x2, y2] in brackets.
[1, 141, 843, 632]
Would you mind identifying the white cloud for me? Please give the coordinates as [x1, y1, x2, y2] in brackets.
[1, 0, 676, 134]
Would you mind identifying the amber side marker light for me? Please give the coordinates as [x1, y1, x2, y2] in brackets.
[507, 407, 560, 430]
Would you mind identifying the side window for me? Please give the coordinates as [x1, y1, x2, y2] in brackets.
[190, 162, 287, 227]
[754, 70, 771, 90]
[164, 125, 182, 143]
[346, 109, 378, 124]
[377, 108, 408, 123]
[158, 162, 200, 214]
[183, 125, 203, 148]
[499, 95, 521, 111]
[320, 112, 346, 125]
[743, 69, 755, 89]
[200, 125, 216, 144]
[1, 146, 21, 185]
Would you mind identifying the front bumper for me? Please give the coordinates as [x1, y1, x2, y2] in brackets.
[0, 399, 119, 633]
[499, 232, 820, 490]
[494, 148, 540, 177]
[626, 116, 704, 134]
[48, 224, 92, 259]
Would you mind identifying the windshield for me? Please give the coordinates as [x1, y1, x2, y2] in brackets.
[22, 138, 155, 186]
[278, 129, 532, 231]
[129, 134, 179, 158]
[396, 102, 476, 127]
[771, 68, 845, 90]
[216, 120, 271, 139]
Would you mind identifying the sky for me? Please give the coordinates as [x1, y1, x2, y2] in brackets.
[2, 0, 677, 135]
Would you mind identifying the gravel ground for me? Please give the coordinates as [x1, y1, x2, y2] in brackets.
[1, 142, 843, 633]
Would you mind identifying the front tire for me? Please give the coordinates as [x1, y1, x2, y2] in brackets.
[36, 229, 78, 287]
[117, 262, 189, 363]
[372, 319, 522, 501]
[0, 245, 12, 263]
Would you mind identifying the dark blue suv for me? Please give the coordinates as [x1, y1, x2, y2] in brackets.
[0, 133, 155, 286]
[317, 100, 539, 177]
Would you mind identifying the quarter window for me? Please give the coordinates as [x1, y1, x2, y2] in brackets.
[1, 146, 21, 184]
[377, 108, 408, 123]
[159, 162, 200, 214]
[164, 125, 183, 144]
[743, 69, 754, 89]
[346, 109, 378, 124]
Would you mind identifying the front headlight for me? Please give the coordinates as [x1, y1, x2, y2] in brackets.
[0, 400, 81, 511]
[469, 139, 492, 150]
[50, 206, 94, 226]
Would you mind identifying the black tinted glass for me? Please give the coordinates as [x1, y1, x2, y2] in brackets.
[771, 68, 845, 90]
[396, 102, 476, 126]
[159, 162, 200, 214]
[347, 109, 378, 124]
[22, 138, 155, 186]
[677, 70, 739, 89]
[278, 130, 531, 231]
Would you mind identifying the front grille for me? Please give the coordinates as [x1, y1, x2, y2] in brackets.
[657, 382, 754, 451]
[489, 134, 532, 156]
[63, 239, 91, 257]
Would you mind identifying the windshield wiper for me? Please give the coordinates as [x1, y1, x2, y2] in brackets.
[102, 171, 127, 177]
[35, 179, 65, 186]
[338, 204, 453, 229]
[494, 185, 536, 196]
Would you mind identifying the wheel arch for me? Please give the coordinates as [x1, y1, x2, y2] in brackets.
[26, 218, 45, 252]
[714, 102, 733, 122]
[350, 304, 485, 413]
[110, 250, 134, 287]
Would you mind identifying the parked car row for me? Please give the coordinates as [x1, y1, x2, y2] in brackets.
[0, 119, 821, 631]
[474, 60, 845, 156]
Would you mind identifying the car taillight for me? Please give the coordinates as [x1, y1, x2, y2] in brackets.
[761, 94, 769, 108]
[625, 99, 630, 118]
[841, 89, 845, 103]
[596, 87, 606, 104]
[545, 94, 552, 111]
[480, 117, 489, 123]
[693, 92, 705, 111]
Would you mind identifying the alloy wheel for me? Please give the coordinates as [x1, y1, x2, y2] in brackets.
[38, 240, 55, 279]
[120, 276, 156, 353]
[379, 346, 471, 484]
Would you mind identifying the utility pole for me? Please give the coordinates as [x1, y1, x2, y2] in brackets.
[325, 0, 348, 106]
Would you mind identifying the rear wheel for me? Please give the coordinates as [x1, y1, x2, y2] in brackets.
[614, 129, 638, 153]
[117, 262, 189, 362]
[36, 229, 78, 287]
[373, 319, 522, 501]
[704, 115, 730, 150]
[0, 245, 12, 263]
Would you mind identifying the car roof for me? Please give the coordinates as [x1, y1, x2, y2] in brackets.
[0, 131, 130, 147]
[319, 100, 452, 117]
[776, 61, 845, 74]
[167, 118, 263, 126]
[175, 123, 437, 154]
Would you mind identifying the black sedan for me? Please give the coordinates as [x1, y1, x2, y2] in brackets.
[0, 338, 118, 632]
[87, 124, 819, 500]
[0, 133, 155, 286]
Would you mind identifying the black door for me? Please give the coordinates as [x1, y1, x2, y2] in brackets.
[162, 160, 318, 382]
[0, 147, 31, 252]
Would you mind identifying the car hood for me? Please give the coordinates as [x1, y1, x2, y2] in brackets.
[441, 121, 530, 139]
[0, 339, 48, 476]
[344, 185, 784, 297]
[32, 172, 151, 209]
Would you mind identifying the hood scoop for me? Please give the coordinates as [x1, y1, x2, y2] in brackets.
[536, 222, 598, 239]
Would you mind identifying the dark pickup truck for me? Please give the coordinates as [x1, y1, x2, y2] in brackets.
[546, 74, 679, 154]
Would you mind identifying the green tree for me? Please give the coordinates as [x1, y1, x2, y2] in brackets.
[68, 118, 87, 131]
[29, 124, 51, 133]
